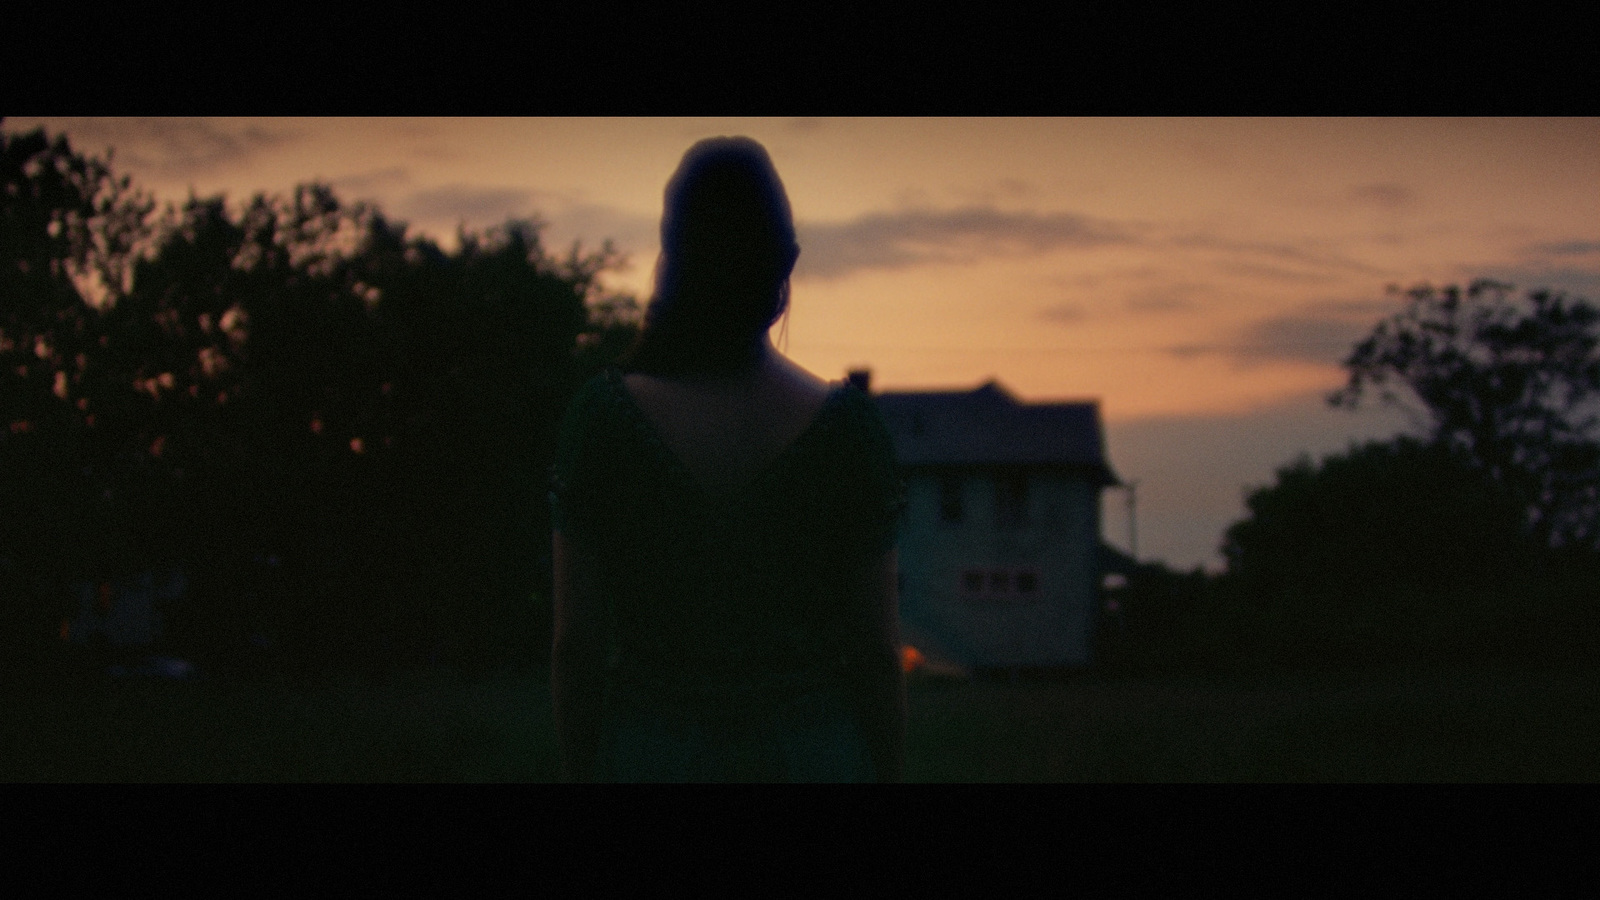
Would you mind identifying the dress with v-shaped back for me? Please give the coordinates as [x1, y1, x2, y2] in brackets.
[618, 370, 837, 501]
[550, 366, 903, 781]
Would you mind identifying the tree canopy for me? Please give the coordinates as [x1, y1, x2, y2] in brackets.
[1218, 438, 1537, 666]
[1330, 280, 1600, 550]
[0, 124, 641, 673]
[1213, 279, 1600, 670]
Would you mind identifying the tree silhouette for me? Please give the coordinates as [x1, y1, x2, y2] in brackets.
[1, 125, 162, 660]
[1219, 438, 1532, 667]
[1, 124, 641, 673]
[1331, 280, 1600, 550]
[1214, 279, 1600, 671]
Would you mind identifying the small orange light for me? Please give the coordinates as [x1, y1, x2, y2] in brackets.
[900, 645, 924, 673]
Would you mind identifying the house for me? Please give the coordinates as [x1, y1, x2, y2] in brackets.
[856, 370, 1119, 672]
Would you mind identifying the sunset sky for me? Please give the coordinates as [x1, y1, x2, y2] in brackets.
[9, 117, 1598, 570]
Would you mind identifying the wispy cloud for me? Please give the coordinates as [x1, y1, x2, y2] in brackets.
[387, 185, 656, 264]
[1037, 282, 1208, 324]
[1212, 260, 1348, 286]
[1038, 302, 1088, 322]
[48, 117, 296, 179]
[396, 185, 538, 225]
[550, 205, 656, 257]
[329, 167, 411, 198]
[1164, 304, 1386, 367]
[1457, 264, 1600, 299]
[1232, 314, 1376, 365]
[1527, 240, 1600, 258]
[794, 206, 1130, 280]
[1348, 182, 1415, 210]
[1123, 283, 1209, 314]
[1173, 233, 1388, 282]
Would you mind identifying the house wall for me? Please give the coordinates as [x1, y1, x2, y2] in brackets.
[896, 466, 1101, 668]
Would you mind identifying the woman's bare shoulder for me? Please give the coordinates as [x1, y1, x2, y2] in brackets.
[769, 353, 833, 405]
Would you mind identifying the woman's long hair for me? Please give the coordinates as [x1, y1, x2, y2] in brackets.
[621, 137, 799, 377]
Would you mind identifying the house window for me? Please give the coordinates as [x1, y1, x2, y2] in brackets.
[940, 475, 964, 523]
[995, 471, 1029, 528]
[959, 567, 1042, 602]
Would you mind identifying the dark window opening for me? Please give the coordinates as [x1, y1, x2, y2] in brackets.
[940, 475, 964, 523]
[995, 471, 1029, 528]
[961, 567, 1042, 602]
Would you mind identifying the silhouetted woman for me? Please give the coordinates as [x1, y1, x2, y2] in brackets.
[550, 137, 906, 782]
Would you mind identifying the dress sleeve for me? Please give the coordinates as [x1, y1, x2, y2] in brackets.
[549, 372, 609, 538]
[841, 385, 907, 556]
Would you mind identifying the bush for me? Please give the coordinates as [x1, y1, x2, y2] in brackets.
[1219, 438, 1558, 668]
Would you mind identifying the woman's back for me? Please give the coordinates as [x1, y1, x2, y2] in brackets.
[620, 352, 831, 498]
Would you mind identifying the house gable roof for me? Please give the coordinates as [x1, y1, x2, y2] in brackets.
[873, 379, 1119, 485]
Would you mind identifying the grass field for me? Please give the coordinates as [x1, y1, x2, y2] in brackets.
[4, 665, 1597, 781]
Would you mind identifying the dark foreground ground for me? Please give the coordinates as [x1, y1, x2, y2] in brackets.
[4, 664, 1597, 781]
